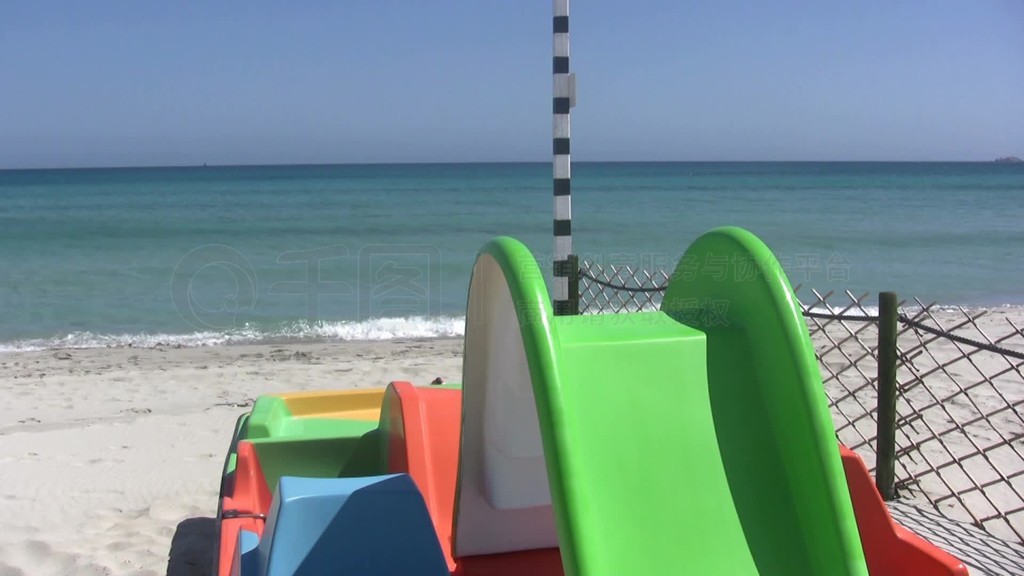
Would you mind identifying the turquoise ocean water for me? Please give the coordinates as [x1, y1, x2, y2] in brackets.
[1, 162, 1022, 350]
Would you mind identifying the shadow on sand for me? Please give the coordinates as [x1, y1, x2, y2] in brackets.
[167, 517, 216, 576]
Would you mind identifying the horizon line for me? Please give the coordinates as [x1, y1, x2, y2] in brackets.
[2, 158, 1018, 172]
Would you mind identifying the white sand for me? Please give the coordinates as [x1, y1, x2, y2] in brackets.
[0, 308, 1021, 574]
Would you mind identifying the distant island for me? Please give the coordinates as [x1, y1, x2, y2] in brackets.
[994, 156, 1023, 163]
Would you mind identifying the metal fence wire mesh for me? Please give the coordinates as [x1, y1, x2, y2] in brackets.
[894, 302, 1024, 543]
[578, 259, 668, 313]
[797, 288, 883, 469]
[578, 260, 1024, 544]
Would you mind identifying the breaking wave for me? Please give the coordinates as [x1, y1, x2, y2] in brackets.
[0, 316, 466, 352]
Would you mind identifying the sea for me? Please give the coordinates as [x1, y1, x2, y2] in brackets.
[1, 162, 1022, 351]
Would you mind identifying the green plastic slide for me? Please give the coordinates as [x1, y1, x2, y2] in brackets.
[455, 228, 868, 575]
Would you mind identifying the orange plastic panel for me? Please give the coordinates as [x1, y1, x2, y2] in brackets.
[219, 516, 262, 576]
[385, 383, 568, 576]
[840, 445, 969, 576]
[217, 441, 272, 576]
[233, 441, 273, 514]
[383, 382, 463, 570]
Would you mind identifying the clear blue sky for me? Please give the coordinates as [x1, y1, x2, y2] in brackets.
[1, 1, 1021, 168]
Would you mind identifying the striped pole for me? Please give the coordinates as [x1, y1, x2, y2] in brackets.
[552, 0, 577, 315]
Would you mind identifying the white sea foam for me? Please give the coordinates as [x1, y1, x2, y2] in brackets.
[0, 316, 467, 352]
[802, 302, 1024, 318]
[3, 304, 1022, 353]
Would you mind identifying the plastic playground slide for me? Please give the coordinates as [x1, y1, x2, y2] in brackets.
[214, 227, 969, 576]
[454, 228, 867, 575]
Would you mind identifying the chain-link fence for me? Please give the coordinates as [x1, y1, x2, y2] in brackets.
[578, 260, 1024, 544]
[796, 289, 1024, 544]
[578, 259, 667, 313]
[798, 288, 882, 467]
[894, 303, 1024, 543]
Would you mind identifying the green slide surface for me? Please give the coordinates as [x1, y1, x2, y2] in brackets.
[474, 229, 868, 575]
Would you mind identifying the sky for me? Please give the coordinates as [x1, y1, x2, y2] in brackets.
[1, 1, 1022, 168]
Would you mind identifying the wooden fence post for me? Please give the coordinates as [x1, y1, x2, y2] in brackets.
[568, 254, 580, 315]
[876, 291, 899, 500]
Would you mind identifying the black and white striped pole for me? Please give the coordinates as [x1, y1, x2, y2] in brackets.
[552, 0, 578, 315]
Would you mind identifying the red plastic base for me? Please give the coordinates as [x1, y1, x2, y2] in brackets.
[840, 445, 969, 575]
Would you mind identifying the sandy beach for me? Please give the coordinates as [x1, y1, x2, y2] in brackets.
[0, 308, 1021, 575]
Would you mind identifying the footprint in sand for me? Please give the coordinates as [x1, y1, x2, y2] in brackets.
[269, 349, 315, 363]
[105, 540, 134, 552]
[0, 540, 110, 576]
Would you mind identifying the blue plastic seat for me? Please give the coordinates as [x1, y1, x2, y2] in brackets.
[250, 474, 448, 576]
